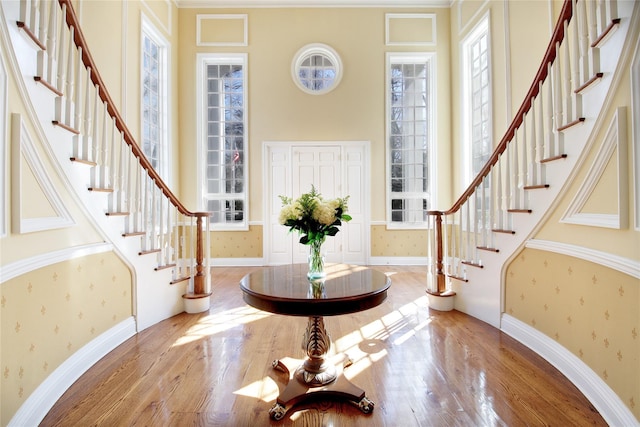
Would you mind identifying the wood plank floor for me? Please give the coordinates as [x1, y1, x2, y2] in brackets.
[41, 266, 606, 426]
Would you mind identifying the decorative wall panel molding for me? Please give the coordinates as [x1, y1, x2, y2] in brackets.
[385, 13, 436, 46]
[561, 107, 628, 229]
[10, 114, 75, 233]
[196, 14, 248, 46]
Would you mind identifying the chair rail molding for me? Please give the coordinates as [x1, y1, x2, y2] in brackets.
[0, 242, 113, 283]
[525, 238, 640, 279]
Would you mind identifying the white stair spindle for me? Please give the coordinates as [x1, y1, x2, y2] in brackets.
[55, 3, 66, 92]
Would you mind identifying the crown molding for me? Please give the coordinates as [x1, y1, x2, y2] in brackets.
[177, 0, 452, 8]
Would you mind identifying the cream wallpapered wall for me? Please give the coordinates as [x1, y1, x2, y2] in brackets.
[210, 225, 263, 258]
[208, 225, 430, 258]
[505, 248, 639, 419]
[371, 225, 427, 257]
[0, 252, 133, 425]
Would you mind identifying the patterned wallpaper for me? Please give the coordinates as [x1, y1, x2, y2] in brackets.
[1, 252, 132, 425]
[505, 248, 639, 420]
[210, 225, 263, 258]
[371, 225, 428, 257]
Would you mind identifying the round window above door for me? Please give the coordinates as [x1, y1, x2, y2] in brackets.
[291, 43, 343, 95]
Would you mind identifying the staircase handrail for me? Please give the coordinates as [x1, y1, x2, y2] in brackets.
[431, 0, 573, 217]
[58, 0, 200, 218]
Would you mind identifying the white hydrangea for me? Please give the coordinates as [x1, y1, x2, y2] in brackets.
[279, 202, 302, 225]
[312, 202, 336, 225]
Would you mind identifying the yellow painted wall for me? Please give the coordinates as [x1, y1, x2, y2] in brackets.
[1, 252, 133, 426]
[449, 0, 552, 198]
[177, 7, 452, 255]
[77, 0, 183, 195]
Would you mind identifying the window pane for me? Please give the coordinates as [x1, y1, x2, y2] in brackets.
[202, 57, 247, 227]
[388, 54, 432, 226]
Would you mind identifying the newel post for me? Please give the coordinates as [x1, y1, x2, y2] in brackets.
[426, 211, 455, 311]
[193, 213, 207, 295]
[434, 212, 446, 295]
[183, 212, 212, 314]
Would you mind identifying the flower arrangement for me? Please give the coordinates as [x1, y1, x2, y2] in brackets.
[279, 185, 351, 245]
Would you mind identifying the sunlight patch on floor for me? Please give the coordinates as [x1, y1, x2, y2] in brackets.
[172, 305, 272, 347]
[233, 376, 280, 402]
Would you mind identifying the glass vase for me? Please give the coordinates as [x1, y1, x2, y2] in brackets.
[307, 239, 326, 280]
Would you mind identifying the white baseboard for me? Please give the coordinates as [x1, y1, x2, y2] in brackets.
[368, 256, 428, 266]
[208, 257, 265, 266]
[8, 317, 137, 427]
[501, 314, 639, 427]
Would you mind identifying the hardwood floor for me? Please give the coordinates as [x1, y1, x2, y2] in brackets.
[41, 266, 605, 426]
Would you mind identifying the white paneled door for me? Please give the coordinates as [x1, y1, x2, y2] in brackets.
[264, 142, 369, 265]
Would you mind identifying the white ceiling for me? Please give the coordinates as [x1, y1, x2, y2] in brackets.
[176, 0, 452, 8]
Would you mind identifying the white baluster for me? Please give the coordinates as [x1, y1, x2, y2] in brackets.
[36, 0, 46, 45]
[45, 0, 57, 84]
[578, 0, 590, 84]
[495, 152, 504, 231]
[73, 46, 83, 133]
[562, 20, 573, 124]
[587, 0, 600, 78]
[457, 209, 463, 277]
[63, 26, 75, 128]
[552, 42, 563, 131]
[19, 0, 30, 27]
[512, 131, 520, 210]
[55, 3, 66, 91]
[488, 168, 495, 249]
[545, 64, 555, 158]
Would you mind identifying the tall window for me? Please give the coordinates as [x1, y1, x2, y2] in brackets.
[386, 53, 435, 227]
[141, 17, 169, 181]
[197, 54, 247, 229]
[462, 17, 491, 182]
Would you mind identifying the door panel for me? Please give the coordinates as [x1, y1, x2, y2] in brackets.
[264, 142, 368, 265]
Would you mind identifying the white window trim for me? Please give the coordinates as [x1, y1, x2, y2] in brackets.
[196, 53, 249, 231]
[0, 50, 7, 237]
[461, 13, 492, 186]
[385, 52, 437, 230]
[141, 14, 171, 183]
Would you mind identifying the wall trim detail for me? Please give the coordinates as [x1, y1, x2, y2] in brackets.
[0, 242, 113, 283]
[10, 113, 75, 233]
[196, 14, 248, 46]
[501, 314, 638, 427]
[369, 256, 428, 266]
[385, 13, 437, 46]
[631, 35, 640, 230]
[8, 317, 137, 427]
[525, 239, 639, 279]
[561, 107, 628, 229]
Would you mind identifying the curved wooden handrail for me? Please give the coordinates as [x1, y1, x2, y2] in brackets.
[58, 0, 200, 217]
[439, 0, 574, 216]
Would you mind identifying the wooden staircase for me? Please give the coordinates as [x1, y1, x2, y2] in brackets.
[1, 0, 212, 331]
[425, 0, 637, 328]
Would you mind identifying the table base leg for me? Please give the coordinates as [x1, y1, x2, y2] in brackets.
[268, 355, 375, 421]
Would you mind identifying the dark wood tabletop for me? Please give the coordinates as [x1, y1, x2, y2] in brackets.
[240, 264, 391, 316]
